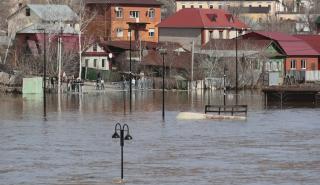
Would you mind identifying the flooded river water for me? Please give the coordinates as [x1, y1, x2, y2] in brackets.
[0, 90, 320, 185]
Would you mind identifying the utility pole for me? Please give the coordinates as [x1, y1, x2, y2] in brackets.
[43, 29, 47, 119]
[223, 65, 227, 107]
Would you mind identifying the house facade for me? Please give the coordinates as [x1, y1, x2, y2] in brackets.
[201, 39, 285, 86]
[9, 4, 80, 67]
[85, 0, 162, 42]
[81, 42, 112, 80]
[157, 8, 249, 49]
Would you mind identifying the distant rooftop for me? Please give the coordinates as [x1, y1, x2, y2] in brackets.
[8, 4, 79, 22]
[86, 0, 162, 6]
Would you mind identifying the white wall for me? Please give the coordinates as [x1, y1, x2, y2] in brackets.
[82, 56, 110, 70]
[306, 71, 320, 81]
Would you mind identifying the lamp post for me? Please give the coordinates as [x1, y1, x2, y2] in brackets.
[129, 29, 132, 113]
[112, 123, 133, 181]
[232, 27, 239, 105]
[223, 65, 227, 106]
[159, 48, 167, 120]
[37, 28, 47, 119]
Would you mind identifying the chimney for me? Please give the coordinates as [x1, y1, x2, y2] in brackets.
[18, 3, 23, 8]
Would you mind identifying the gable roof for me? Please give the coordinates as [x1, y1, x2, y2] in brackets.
[157, 8, 248, 29]
[8, 4, 79, 21]
[241, 31, 319, 56]
[86, 0, 162, 6]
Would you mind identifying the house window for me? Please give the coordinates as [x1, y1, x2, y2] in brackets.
[291, 59, 296, 69]
[210, 5, 213, 9]
[26, 8, 30, 16]
[301, 59, 306, 69]
[199, 5, 202, 8]
[102, 59, 105, 68]
[116, 7, 123, 18]
[218, 5, 222, 9]
[116, 28, 123, 37]
[148, 8, 155, 18]
[130, 11, 140, 18]
[191, 5, 194, 8]
[93, 43, 97, 52]
[149, 28, 155, 37]
[182, 5, 185, 8]
[219, 31, 223, 39]
[209, 31, 213, 39]
[85, 59, 89, 67]
[94, 59, 97, 68]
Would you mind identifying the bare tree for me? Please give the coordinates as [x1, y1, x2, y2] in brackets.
[70, 0, 97, 79]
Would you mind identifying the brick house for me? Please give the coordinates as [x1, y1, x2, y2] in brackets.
[157, 8, 249, 49]
[241, 31, 320, 82]
[85, 0, 162, 42]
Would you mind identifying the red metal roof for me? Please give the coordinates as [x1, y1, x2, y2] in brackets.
[157, 8, 248, 29]
[242, 31, 319, 56]
[294, 35, 320, 53]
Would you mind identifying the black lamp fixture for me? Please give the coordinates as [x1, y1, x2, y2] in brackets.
[112, 123, 132, 181]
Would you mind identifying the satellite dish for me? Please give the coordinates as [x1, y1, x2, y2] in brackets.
[108, 53, 113, 58]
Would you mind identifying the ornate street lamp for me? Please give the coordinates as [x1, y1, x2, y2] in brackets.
[112, 123, 132, 181]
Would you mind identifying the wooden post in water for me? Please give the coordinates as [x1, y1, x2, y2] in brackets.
[280, 92, 283, 109]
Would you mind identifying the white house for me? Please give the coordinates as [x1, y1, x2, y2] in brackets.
[82, 42, 112, 72]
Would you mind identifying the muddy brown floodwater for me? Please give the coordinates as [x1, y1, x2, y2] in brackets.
[0, 90, 320, 185]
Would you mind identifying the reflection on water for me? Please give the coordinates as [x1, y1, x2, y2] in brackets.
[0, 90, 320, 185]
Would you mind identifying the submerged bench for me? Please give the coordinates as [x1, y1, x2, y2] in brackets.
[205, 105, 248, 116]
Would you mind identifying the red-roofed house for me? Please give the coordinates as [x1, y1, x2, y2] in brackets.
[242, 31, 320, 82]
[157, 8, 249, 48]
[293, 35, 320, 81]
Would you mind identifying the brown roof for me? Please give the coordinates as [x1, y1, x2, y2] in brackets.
[85, 0, 162, 5]
[202, 39, 272, 50]
[141, 50, 191, 70]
